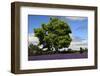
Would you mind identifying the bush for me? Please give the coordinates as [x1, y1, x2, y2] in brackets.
[28, 44, 43, 56]
[80, 47, 88, 54]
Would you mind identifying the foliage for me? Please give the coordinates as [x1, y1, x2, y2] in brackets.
[80, 47, 88, 54]
[28, 43, 88, 56]
[34, 17, 72, 52]
[28, 44, 42, 56]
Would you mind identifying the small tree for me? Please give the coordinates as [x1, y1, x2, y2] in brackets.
[28, 44, 37, 56]
[84, 48, 88, 52]
[80, 47, 84, 53]
[28, 44, 42, 55]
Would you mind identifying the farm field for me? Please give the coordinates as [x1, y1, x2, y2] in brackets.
[28, 52, 87, 61]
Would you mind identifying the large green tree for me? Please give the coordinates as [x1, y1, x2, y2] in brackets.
[34, 17, 72, 52]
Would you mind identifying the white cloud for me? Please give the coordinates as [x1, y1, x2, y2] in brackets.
[28, 33, 88, 50]
[28, 33, 39, 45]
[66, 16, 87, 20]
[69, 34, 88, 50]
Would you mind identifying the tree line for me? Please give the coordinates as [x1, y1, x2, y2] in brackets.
[28, 44, 88, 56]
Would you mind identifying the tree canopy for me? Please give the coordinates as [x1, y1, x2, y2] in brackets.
[34, 17, 72, 52]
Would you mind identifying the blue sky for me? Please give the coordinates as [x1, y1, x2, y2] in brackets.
[28, 15, 88, 50]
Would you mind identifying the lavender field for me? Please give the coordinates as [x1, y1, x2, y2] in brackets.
[28, 52, 88, 61]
